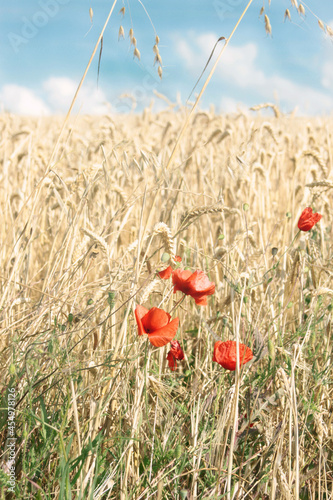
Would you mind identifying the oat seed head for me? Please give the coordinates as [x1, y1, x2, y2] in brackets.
[264, 14, 272, 36]
[154, 53, 162, 66]
[133, 47, 141, 60]
[118, 25, 125, 40]
[284, 9, 291, 21]
[318, 19, 326, 32]
[298, 3, 305, 15]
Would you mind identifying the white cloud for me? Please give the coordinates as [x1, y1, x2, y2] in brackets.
[321, 60, 333, 89]
[176, 32, 333, 115]
[43, 77, 110, 114]
[217, 42, 267, 88]
[0, 77, 110, 115]
[177, 33, 265, 87]
[268, 75, 333, 115]
[43, 76, 77, 111]
[0, 84, 50, 115]
[220, 96, 248, 114]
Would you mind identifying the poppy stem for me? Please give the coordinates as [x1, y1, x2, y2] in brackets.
[169, 294, 186, 314]
[290, 229, 301, 247]
[277, 229, 301, 264]
[263, 230, 301, 282]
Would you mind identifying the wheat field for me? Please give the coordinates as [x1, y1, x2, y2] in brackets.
[0, 108, 332, 499]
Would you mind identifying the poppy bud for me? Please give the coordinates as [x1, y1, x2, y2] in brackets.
[213, 340, 253, 371]
[297, 207, 322, 232]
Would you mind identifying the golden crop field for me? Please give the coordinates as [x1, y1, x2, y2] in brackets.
[0, 108, 332, 499]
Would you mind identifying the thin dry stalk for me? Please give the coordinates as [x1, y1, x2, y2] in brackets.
[164, 0, 255, 172]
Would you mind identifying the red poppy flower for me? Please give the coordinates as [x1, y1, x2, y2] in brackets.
[297, 207, 322, 232]
[213, 340, 253, 371]
[172, 269, 215, 306]
[158, 256, 182, 280]
[158, 266, 172, 279]
[167, 340, 184, 371]
[135, 305, 179, 347]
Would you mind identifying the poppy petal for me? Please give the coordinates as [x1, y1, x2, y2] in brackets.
[158, 266, 172, 279]
[169, 340, 184, 360]
[191, 295, 208, 306]
[298, 207, 322, 232]
[135, 305, 150, 335]
[167, 352, 177, 371]
[188, 270, 215, 293]
[213, 340, 253, 371]
[172, 269, 215, 305]
[172, 269, 193, 294]
[148, 318, 179, 347]
[142, 307, 170, 332]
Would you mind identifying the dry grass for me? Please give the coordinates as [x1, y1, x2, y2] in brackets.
[0, 108, 332, 499]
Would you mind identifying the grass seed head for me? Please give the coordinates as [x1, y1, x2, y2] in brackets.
[264, 15, 272, 36]
[153, 222, 175, 260]
[118, 25, 125, 40]
[154, 53, 162, 66]
[140, 279, 159, 303]
[284, 9, 291, 21]
[318, 19, 326, 32]
[298, 3, 305, 15]
[81, 228, 109, 256]
[278, 467, 292, 499]
[133, 47, 141, 60]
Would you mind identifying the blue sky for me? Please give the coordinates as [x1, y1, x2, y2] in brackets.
[1, 0, 333, 115]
